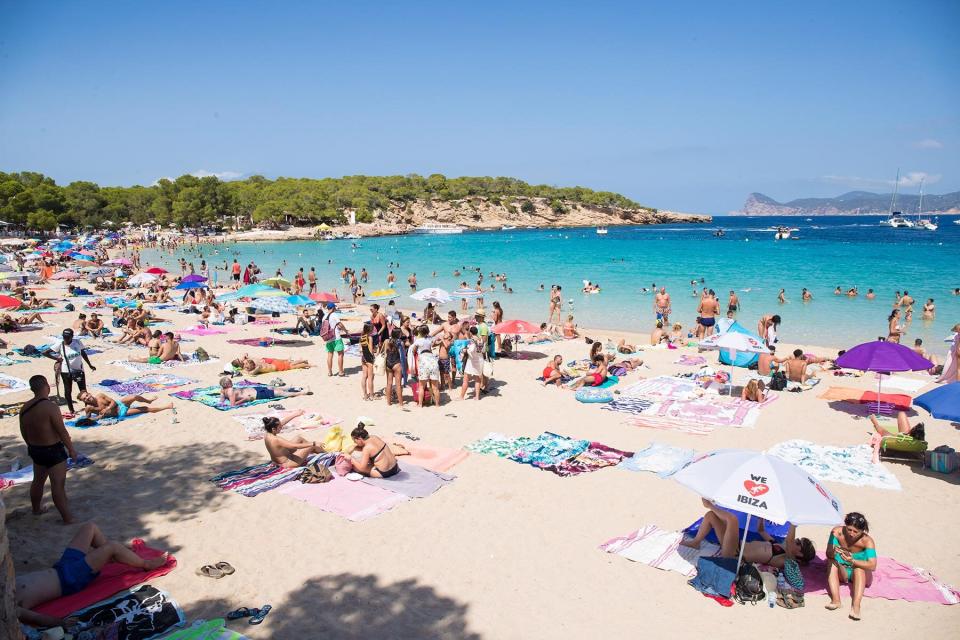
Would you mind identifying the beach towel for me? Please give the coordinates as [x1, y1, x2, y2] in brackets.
[0, 455, 93, 488]
[542, 441, 632, 477]
[620, 442, 696, 477]
[160, 618, 250, 640]
[278, 474, 410, 521]
[465, 432, 534, 458]
[626, 415, 715, 436]
[767, 439, 901, 490]
[93, 373, 196, 395]
[210, 454, 327, 496]
[177, 326, 231, 336]
[343, 343, 362, 358]
[402, 443, 470, 473]
[108, 355, 220, 374]
[675, 355, 707, 366]
[0, 354, 28, 366]
[861, 390, 912, 410]
[35, 542, 177, 618]
[0, 372, 28, 396]
[231, 409, 341, 440]
[876, 373, 930, 393]
[624, 396, 767, 433]
[66, 412, 147, 429]
[601, 396, 655, 415]
[171, 380, 272, 411]
[509, 431, 591, 468]
[252, 317, 283, 325]
[620, 376, 701, 400]
[63, 584, 185, 640]
[360, 463, 455, 498]
[802, 554, 960, 604]
[227, 336, 311, 347]
[599, 525, 720, 578]
[818, 386, 866, 402]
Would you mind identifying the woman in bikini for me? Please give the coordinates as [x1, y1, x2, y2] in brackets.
[359, 323, 376, 401]
[350, 423, 407, 478]
[887, 309, 903, 343]
[380, 328, 406, 407]
[825, 512, 877, 621]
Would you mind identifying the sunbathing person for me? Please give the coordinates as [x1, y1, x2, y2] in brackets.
[262, 414, 325, 468]
[869, 412, 925, 440]
[232, 354, 311, 375]
[1, 312, 44, 329]
[740, 379, 766, 402]
[570, 354, 609, 389]
[16, 521, 169, 630]
[610, 338, 638, 353]
[219, 376, 312, 406]
[541, 354, 565, 386]
[77, 390, 174, 420]
[350, 423, 408, 478]
[86, 312, 104, 338]
[681, 499, 815, 570]
[825, 512, 877, 621]
[779, 349, 823, 383]
[562, 315, 580, 339]
[72, 313, 90, 335]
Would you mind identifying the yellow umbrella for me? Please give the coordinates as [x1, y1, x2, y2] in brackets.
[261, 276, 291, 289]
[368, 288, 399, 301]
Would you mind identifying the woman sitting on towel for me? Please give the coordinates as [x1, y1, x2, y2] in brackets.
[263, 414, 325, 468]
[681, 499, 815, 569]
[350, 422, 403, 478]
[825, 512, 877, 621]
[740, 379, 766, 403]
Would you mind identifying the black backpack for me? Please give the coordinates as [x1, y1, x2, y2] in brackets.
[768, 370, 788, 391]
[734, 562, 765, 604]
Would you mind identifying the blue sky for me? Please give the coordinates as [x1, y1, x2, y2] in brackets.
[1, 1, 957, 213]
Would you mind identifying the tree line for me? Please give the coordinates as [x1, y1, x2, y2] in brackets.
[0, 171, 650, 231]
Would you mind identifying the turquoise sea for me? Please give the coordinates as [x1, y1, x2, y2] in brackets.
[143, 215, 960, 349]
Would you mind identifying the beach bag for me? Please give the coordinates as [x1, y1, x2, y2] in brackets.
[482, 359, 494, 378]
[319, 317, 335, 342]
[64, 303, 75, 311]
[195, 347, 210, 362]
[300, 461, 332, 484]
[323, 426, 351, 453]
[374, 353, 386, 375]
[335, 453, 354, 476]
[924, 445, 959, 474]
[768, 371, 788, 391]
[734, 562, 765, 604]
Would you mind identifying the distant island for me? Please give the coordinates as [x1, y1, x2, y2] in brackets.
[740, 190, 960, 216]
[0, 171, 710, 233]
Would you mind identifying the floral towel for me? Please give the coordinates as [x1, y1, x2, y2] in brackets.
[544, 442, 632, 477]
[509, 432, 590, 468]
[465, 432, 534, 458]
[93, 373, 196, 395]
[767, 439, 901, 490]
[171, 380, 272, 411]
[620, 376, 701, 400]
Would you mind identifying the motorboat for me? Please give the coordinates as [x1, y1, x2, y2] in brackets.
[596, 227, 608, 235]
[500, 225, 517, 231]
[774, 226, 797, 240]
[412, 223, 465, 234]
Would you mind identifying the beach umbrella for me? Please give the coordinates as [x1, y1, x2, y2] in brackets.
[218, 283, 284, 302]
[310, 291, 340, 303]
[286, 294, 315, 306]
[174, 281, 208, 290]
[250, 296, 296, 314]
[261, 276, 291, 289]
[914, 383, 960, 423]
[104, 258, 132, 266]
[673, 449, 843, 572]
[127, 272, 158, 287]
[492, 319, 540, 335]
[698, 331, 768, 387]
[368, 288, 399, 301]
[0, 295, 22, 310]
[145, 266, 168, 275]
[410, 287, 452, 305]
[453, 287, 482, 298]
[836, 340, 934, 412]
[182, 274, 208, 283]
[50, 270, 82, 280]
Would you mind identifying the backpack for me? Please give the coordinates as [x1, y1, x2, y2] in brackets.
[734, 562, 765, 604]
[64, 303, 75, 311]
[319, 316, 335, 342]
[300, 461, 333, 484]
[768, 370, 788, 391]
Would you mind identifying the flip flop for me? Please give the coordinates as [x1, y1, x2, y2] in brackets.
[249, 604, 272, 625]
[226, 607, 256, 620]
[196, 565, 225, 579]
[395, 431, 411, 436]
[405, 435, 421, 441]
[214, 561, 236, 575]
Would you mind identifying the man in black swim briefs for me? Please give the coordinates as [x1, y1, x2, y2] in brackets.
[19, 375, 77, 523]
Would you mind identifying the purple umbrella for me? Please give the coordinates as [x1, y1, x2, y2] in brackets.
[836, 340, 933, 412]
[182, 274, 208, 283]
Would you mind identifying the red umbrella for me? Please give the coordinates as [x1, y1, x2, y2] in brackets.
[492, 319, 540, 334]
[0, 295, 22, 310]
[310, 291, 340, 303]
[145, 267, 168, 275]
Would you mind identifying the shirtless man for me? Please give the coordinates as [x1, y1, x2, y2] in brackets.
[262, 414, 324, 468]
[408, 273, 417, 291]
[231, 354, 311, 375]
[780, 349, 831, 383]
[218, 376, 312, 406]
[802, 288, 813, 302]
[431, 310, 462, 340]
[922, 299, 935, 320]
[911, 338, 940, 374]
[697, 291, 720, 337]
[19, 375, 77, 523]
[86, 313, 104, 338]
[654, 287, 671, 323]
[72, 313, 89, 335]
[158, 332, 185, 362]
[77, 390, 174, 419]
[15, 521, 169, 630]
[727, 290, 739, 314]
[130, 330, 163, 364]
[650, 321, 667, 345]
[757, 346, 778, 376]
[900, 290, 915, 310]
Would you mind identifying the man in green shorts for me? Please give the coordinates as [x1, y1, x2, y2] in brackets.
[322, 302, 347, 376]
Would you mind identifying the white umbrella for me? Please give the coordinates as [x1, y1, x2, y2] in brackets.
[127, 272, 158, 287]
[453, 287, 482, 298]
[673, 449, 843, 571]
[250, 296, 296, 314]
[411, 287, 452, 305]
[698, 331, 768, 388]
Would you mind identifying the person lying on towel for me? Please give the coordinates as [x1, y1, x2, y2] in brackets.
[232, 354, 311, 375]
[218, 376, 312, 406]
[77, 390, 174, 420]
[16, 521, 169, 631]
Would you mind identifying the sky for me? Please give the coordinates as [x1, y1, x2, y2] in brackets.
[1, 1, 958, 214]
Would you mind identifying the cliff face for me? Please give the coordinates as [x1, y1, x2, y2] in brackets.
[380, 197, 710, 229]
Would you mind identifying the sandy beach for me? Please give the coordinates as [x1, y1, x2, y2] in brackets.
[2, 272, 958, 639]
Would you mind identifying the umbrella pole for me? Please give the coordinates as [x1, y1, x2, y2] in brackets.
[735, 514, 751, 575]
[877, 375, 882, 414]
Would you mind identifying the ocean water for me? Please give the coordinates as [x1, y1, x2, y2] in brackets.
[143, 215, 960, 349]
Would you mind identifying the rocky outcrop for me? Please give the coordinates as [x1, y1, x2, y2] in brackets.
[742, 190, 960, 216]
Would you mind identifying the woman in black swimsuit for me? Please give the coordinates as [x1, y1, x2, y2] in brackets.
[359, 323, 376, 401]
[350, 424, 401, 478]
[380, 328, 406, 407]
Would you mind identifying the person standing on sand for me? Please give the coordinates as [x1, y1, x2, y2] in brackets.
[19, 375, 77, 524]
[654, 287, 672, 323]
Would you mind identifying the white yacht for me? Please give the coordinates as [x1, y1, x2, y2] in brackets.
[412, 223, 465, 234]
[880, 169, 914, 228]
[909, 179, 938, 231]
[774, 226, 797, 240]
[500, 225, 517, 231]
[596, 227, 608, 235]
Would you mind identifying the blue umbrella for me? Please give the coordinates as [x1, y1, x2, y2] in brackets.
[174, 281, 208, 290]
[915, 383, 960, 422]
[286, 294, 315, 306]
[217, 283, 280, 302]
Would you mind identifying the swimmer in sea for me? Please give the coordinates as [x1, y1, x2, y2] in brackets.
[802, 288, 812, 302]
[865, 289, 875, 299]
[778, 289, 787, 304]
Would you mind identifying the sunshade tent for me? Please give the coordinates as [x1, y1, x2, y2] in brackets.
[715, 321, 765, 367]
[914, 383, 960, 422]
[410, 288, 452, 305]
[673, 449, 843, 571]
[836, 340, 934, 412]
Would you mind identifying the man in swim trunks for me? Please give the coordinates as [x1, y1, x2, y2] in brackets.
[19, 375, 77, 523]
[569, 354, 608, 390]
[757, 345, 778, 376]
[541, 354, 565, 386]
[727, 290, 739, 313]
[86, 312, 104, 338]
[231, 354, 311, 375]
[77, 390, 174, 420]
[653, 286, 671, 323]
[697, 290, 720, 337]
[130, 330, 164, 364]
[15, 521, 169, 630]
[218, 376, 312, 406]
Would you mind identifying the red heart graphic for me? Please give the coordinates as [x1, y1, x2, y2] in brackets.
[743, 480, 769, 497]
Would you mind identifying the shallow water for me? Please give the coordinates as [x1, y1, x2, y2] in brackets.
[143, 214, 960, 349]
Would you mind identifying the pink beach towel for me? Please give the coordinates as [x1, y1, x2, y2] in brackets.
[402, 443, 470, 473]
[178, 326, 230, 336]
[802, 554, 960, 605]
[35, 540, 176, 617]
[278, 475, 409, 521]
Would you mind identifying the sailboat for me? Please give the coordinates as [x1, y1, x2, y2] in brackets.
[910, 179, 938, 231]
[879, 169, 914, 228]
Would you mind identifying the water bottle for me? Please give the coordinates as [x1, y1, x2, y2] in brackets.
[767, 589, 776, 608]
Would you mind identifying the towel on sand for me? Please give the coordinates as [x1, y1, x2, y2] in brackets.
[1, 456, 94, 486]
[767, 439, 901, 490]
[231, 410, 341, 440]
[0, 373, 28, 396]
[108, 356, 219, 374]
[279, 475, 410, 521]
[542, 441, 632, 477]
[35, 541, 176, 617]
[360, 463, 455, 498]
[93, 373, 196, 395]
[65, 584, 184, 639]
[210, 454, 327, 496]
[802, 554, 960, 604]
[172, 380, 272, 410]
[162, 618, 251, 640]
[875, 373, 929, 393]
[178, 326, 231, 336]
[819, 386, 912, 410]
[620, 442, 695, 477]
[599, 525, 720, 578]
[401, 443, 470, 472]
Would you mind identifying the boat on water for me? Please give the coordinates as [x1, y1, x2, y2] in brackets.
[879, 169, 915, 228]
[713, 229, 725, 237]
[908, 179, 938, 231]
[412, 223, 465, 235]
[774, 226, 797, 240]
[596, 227, 608, 235]
[501, 225, 517, 231]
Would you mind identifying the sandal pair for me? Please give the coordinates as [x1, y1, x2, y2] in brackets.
[196, 561, 235, 579]
[227, 604, 272, 625]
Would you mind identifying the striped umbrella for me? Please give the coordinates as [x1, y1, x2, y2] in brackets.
[250, 296, 297, 314]
[453, 287, 482, 298]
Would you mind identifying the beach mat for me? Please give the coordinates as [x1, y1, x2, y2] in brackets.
[600, 525, 719, 578]
[819, 386, 912, 410]
[802, 554, 960, 604]
[210, 454, 325, 496]
[67, 584, 184, 639]
[93, 373, 197, 395]
[0, 372, 28, 396]
[619, 442, 696, 477]
[35, 542, 176, 618]
[360, 463, 455, 498]
[161, 618, 251, 639]
[66, 412, 147, 429]
[402, 442, 470, 473]
[0, 455, 93, 488]
[171, 380, 273, 411]
[231, 409, 342, 440]
[767, 439, 901, 490]
[227, 337, 313, 347]
[278, 474, 410, 521]
[108, 356, 220, 374]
